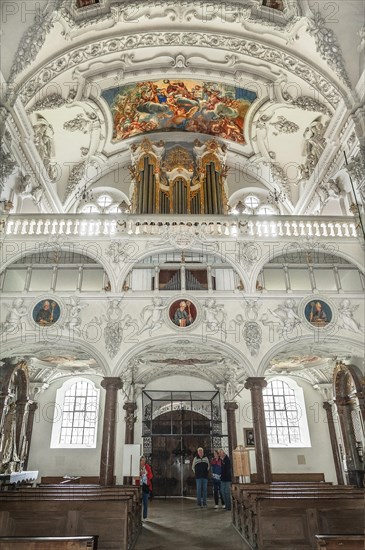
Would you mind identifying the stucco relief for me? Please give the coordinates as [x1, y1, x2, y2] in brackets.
[17, 33, 341, 108]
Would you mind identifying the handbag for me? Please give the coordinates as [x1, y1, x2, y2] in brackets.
[142, 483, 150, 494]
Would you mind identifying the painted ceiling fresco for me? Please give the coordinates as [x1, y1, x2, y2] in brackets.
[102, 80, 257, 143]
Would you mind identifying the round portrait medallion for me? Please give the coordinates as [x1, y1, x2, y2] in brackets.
[32, 298, 61, 327]
[168, 299, 197, 329]
[303, 298, 333, 329]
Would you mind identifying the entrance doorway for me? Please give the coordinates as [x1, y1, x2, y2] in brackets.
[142, 390, 226, 497]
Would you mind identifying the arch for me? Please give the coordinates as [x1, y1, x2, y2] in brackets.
[257, 336, 365, 378]
[15, 30, 344, 110]
[250, 243, 365, 289]
[0, 242, 117, 293]
[117, 243, 251, 294]
[114, 334, 255, 381]
[0, 337, 110, 378]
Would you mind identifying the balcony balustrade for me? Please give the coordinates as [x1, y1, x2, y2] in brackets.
[0, 214, 360, 240]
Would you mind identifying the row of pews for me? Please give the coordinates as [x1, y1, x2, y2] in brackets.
[0, 484, 141, 550]
[231, 481, 364, 549]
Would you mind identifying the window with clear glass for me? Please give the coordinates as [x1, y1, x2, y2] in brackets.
[244, 195, 260, 209]
[263, 378, 311, 447]
[51, 378, 100, 448]
[80, 204, 100, 214]
[97, 194, 113, 208]
[3, 269, 27, 291]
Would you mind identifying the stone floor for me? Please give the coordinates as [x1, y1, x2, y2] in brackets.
[134, 497, 250, 550]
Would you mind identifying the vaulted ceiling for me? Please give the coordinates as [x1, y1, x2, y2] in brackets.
[1, 0, 363, 218]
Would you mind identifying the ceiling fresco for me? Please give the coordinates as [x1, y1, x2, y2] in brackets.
[101, 80, 257, 143]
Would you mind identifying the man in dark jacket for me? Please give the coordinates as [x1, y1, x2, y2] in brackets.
[219, 448, 232, 511]
[192, 447, 210, 507]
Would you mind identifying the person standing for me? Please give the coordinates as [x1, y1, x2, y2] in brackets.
[219, 448, 232, 511]
[140, 456, 153, 521]
[192, 447, 209, 507]
[211, 450, 224, 509]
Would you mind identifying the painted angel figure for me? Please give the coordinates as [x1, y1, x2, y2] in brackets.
[138, 297, 167, 336]
[1, 299, 28, 334]
[338, 299, 363, 333]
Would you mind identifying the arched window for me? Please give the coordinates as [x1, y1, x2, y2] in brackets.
[263, 377, 311, 447]
[50, 378, 100, 449]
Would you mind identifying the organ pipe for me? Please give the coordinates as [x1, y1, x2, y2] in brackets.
[131, 139, 227, 215]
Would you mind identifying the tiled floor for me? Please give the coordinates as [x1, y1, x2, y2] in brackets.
[134, 497, 250, 550]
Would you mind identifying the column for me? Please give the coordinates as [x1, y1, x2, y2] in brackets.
[181, 265, 186, 290]
[335, 396, 363, 487]
[323, 401, 345, 485]
[99, 377, 123, 486]
[207, 265, 213, 292]
[244, 377, 272, 483]
[154, 266, 160, 292]
[23, 402, 38, 470]
[15, 399, 28, 456]
[123, 402, 137, 485]
[224, 401, 238, 465]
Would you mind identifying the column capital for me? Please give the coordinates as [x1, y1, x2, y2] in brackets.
[224, 401, 238, 411]
[123, 401, 137, 413]
[323, 401, 334, 411]
[244, 377, 267, 391]
[101, 377, 123, 391]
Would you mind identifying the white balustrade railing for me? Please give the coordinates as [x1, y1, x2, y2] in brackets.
[0, 214, 360, 240]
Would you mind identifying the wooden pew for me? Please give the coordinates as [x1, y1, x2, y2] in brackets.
[0, 485, 141, 550]
[40, 477, 115, 485]
[315, 535, 365, 549]
[0, 536, 97, 550]
[232, 483, 364, 549]
[250, 472, 326, 483]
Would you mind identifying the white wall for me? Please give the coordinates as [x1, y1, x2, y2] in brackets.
[28, 375, 106, 481]
[236, 380, 338, 483]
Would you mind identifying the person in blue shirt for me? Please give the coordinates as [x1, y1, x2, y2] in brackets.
[211, 450, 224, 508]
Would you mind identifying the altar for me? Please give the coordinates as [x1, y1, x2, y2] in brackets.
[0, 471, 38, 490]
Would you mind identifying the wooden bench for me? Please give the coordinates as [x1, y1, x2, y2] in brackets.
[315, 535, 365, 549]
[250, 473, 326, 483]
[0, 536, 97, 550]
[0, 486, 141, 550]
[231, 483, 364, 549]
[40, 477, 115, 485]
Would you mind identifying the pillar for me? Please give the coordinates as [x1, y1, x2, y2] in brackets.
[244, 377, 272, 483]
[123, 402, 137, 485]
[323, 401, 345, 485]
[15, 399, 28, 453]
[335, 396, 364, 487]
[99, 377, 123, 486]
[23, 401, 38, 470]
[224, 401, 238, 465]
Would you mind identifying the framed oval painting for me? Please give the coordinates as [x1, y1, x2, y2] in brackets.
[169, 299, 197, 328]
[304, 299, 332, 328]
[33, 299, 61, 327]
